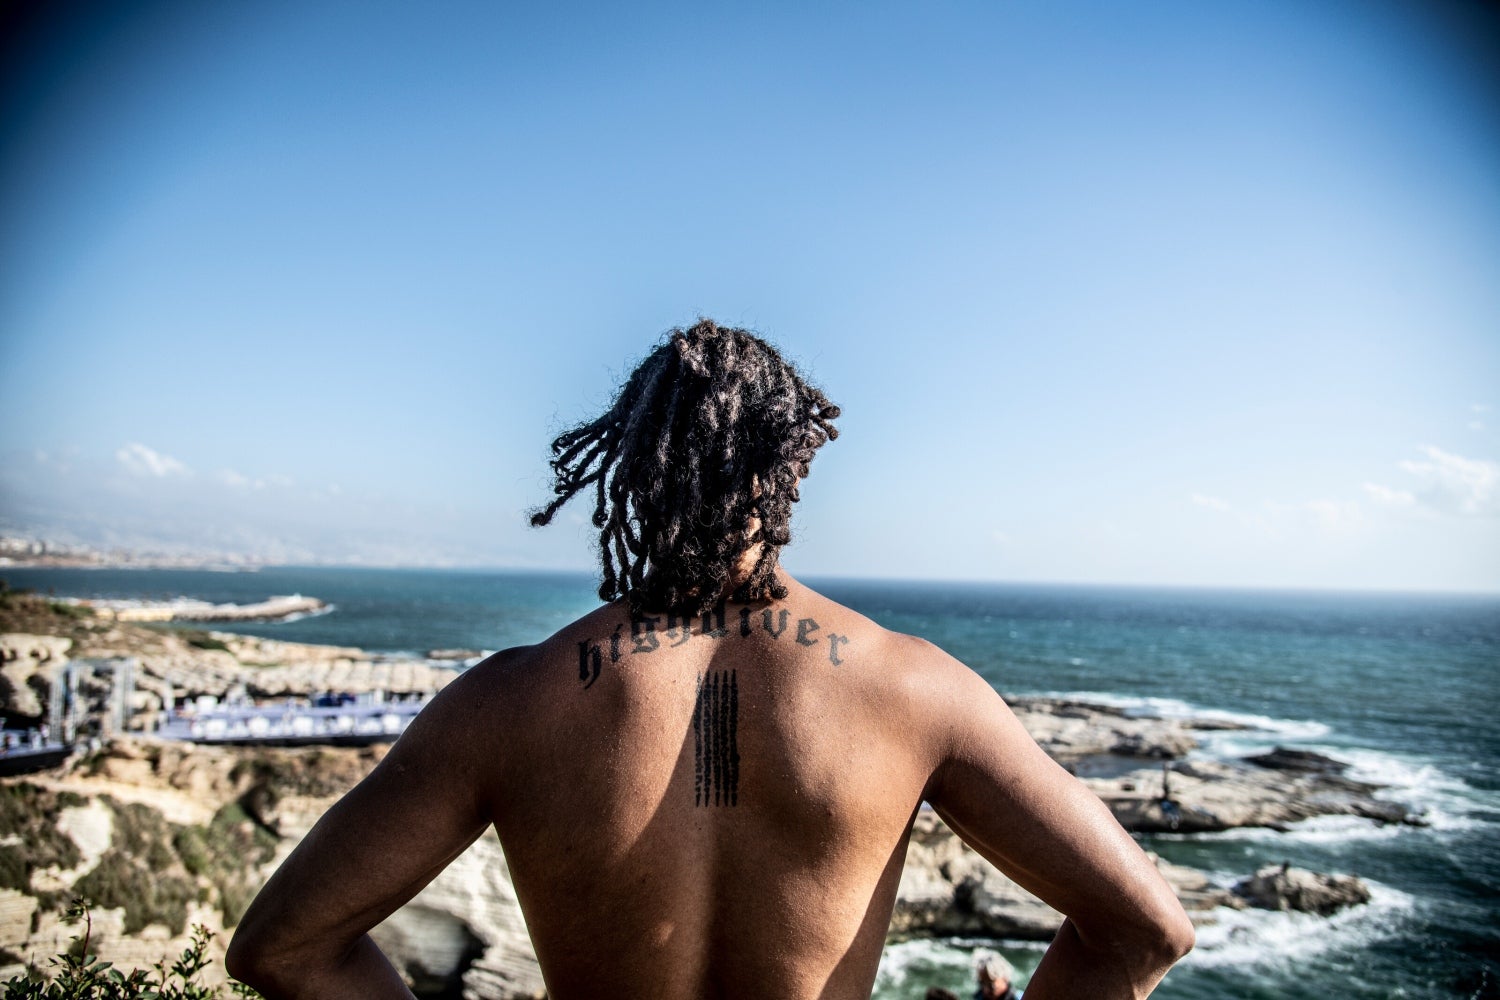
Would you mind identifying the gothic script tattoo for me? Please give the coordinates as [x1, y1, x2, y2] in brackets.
[694, 669, 740, 807]
[576, 602, 851, 689]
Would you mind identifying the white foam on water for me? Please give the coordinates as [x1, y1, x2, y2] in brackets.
[1183, 881, 1413, 970]
[875, 938, 1045, 991]
[1157, 813, 1407, 846]
[874, 938, 964, 987]
[1028, 691, 1491, 831]
[275, 604, 335, 624]
[1305, 744, 1491, 833]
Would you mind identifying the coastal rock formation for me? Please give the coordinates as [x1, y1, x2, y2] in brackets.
[81, 595, 329, 624]
[1087, 757, 1419, 834]
[1007, 697, 1203, 765]
[891, 810, 1241, 940]
[370, 833, 546, 1000]
[1232, 863, 1372, 916]
[0, 633, 71, 719]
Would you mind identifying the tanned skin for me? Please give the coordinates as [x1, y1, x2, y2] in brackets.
[228, 572, 1194, 999]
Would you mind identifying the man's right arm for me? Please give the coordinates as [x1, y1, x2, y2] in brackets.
[914, 639, 1194, 999]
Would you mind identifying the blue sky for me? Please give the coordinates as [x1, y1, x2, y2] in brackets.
[2, 0, 1497, 591]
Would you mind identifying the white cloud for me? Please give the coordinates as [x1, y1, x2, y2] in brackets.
[990, 530, 1011, 545]
[1191, 493, 1232, 512]
[116, 443, 189, 478]
[1362, 482, 1415, 507]
[1396, 445, 1499, 517]
[1303, 499, 1362, 532]
[219, 469, 252, 488]
[1473, 403, 1491, 414]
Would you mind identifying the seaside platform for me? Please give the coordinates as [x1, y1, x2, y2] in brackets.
[157, 698, 426, 747]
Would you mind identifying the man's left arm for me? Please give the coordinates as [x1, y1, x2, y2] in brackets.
[226, 662, 505, 999]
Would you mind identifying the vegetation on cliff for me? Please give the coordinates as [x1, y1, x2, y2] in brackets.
[3, 900, 261, 999]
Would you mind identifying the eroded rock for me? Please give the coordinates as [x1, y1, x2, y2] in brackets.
[1232, 863, 1371, 916]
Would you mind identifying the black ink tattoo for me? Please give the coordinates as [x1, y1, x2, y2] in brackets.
[762, 608, 789, 639]
[700, 602, 728, 638]
[827, 633, 848, 665]
[795, 617, 820, 646]
[578, 640, 602, 689]
[631, 615, 661, 653]
[585, 608, 853, 682]
[694, 669, 740, 807]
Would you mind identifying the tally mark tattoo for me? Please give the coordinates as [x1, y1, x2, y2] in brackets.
[694, 669, 739, 807]
[575, 603, 851, 688]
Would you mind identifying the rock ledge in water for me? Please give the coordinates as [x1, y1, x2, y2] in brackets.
[1231, 863, 1371, 916]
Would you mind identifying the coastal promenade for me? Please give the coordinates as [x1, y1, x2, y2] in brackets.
[157, 696, 427, 746]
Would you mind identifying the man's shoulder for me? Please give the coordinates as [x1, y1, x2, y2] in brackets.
[787, 582, 974, 682]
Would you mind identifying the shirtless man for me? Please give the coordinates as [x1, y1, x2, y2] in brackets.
[227, 320, 1193, 999]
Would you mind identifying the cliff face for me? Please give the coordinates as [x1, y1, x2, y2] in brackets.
[0, 740, 547, 997]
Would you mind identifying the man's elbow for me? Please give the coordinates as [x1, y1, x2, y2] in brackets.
[223, 927, 257, 989]
[1143, 897, 1196, 966]
[1081, 894, 1195, 976]
[225, 923, 294, 997]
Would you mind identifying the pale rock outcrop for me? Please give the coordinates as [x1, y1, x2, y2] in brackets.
[891, 810, 1242, 940]
[0, 633, 71, 718]
[1008, 697, 1202, 764]
[1087, 757, 1419, 834]
[369, 832, 545, 1000]
[1232, 863, 1371, 916]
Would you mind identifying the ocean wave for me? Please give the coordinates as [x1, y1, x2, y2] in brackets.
[1307, 745, 1492, 833]
[1155, 814, 1410, 846]
[274, 603, 336, 624]
[1183, 881, 1413, 969]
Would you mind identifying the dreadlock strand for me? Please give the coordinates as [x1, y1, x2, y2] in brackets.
[531, 320, 839, 617]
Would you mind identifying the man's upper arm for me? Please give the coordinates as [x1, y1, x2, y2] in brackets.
[918, 644, 1185, 939]
[230, 659, 507, 987]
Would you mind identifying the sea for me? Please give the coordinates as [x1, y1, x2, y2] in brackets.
[6, 566, 1497, 999]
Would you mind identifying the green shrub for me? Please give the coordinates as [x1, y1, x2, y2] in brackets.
[0, 846, 27, 891]
[2, 899, 263, 999]
[172, 826, 211, 878]
[103, 798, 179, 872]
[71, 851, 198, 936]
[0, 784, 84, 880]
[169, 629, 231, 652]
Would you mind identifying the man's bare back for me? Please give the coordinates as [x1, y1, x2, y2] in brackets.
[229, 575, 1191, 999]
[229, 322, 1192, 997]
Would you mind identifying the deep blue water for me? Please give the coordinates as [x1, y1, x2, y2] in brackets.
[7, 567, 1498, 999]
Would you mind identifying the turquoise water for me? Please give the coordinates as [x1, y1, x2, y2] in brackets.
[9, 567, 1498, 998]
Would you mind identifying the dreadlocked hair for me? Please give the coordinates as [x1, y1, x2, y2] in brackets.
[530, 319, 840, 618]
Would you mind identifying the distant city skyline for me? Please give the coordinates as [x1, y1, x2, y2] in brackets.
[2, 1, 1497, 592]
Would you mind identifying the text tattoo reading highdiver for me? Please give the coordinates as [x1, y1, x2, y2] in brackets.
[694, 670, 740, 807]
[575, 603, 850, 689]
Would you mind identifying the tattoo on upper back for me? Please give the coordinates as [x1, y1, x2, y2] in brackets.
[694, 669, 739, 807]
[575, 601, 852, 688]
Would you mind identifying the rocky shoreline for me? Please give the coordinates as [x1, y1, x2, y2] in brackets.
[0, 590, 1415, 997]
[68, 594, 329, 624]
